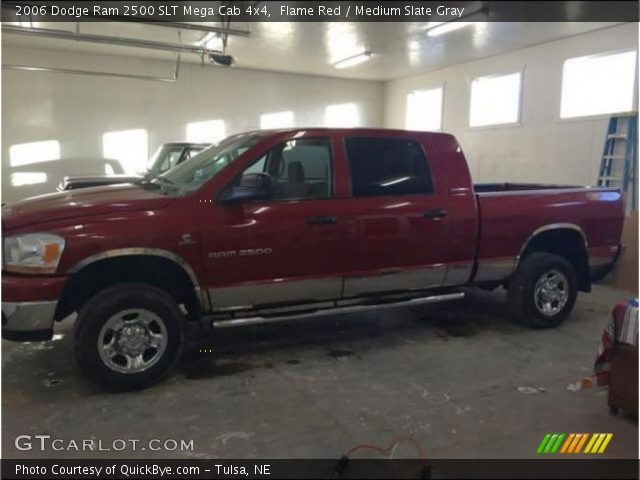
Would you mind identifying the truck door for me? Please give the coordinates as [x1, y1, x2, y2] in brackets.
[338, 135, 451, 297]
[199, 134, 348, 311]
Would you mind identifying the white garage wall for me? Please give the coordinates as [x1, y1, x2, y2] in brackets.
[384, 23, 638, 185]
[2, 46, 384, 203]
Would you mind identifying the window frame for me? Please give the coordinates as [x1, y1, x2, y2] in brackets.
[559, 49, 638, 121]
[222, 136, 336, 204]
[343, 136, 435, 199]
[405, 85, 445, 132]
[468, 70, 524, 129]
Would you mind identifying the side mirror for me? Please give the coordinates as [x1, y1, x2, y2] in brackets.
[219, 172, 273, 204]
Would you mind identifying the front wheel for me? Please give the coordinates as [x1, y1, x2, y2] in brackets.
[74, 283, 185, 390]
[508, 252, 578, 328]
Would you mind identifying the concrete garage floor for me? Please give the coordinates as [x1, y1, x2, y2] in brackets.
[2, 285, 637, 460]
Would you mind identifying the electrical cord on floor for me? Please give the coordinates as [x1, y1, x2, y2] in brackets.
[329, 436, 442, 479]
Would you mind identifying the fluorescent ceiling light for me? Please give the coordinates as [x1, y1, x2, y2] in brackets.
[426, 22, 476, 37]
[333, 50, 372, 69]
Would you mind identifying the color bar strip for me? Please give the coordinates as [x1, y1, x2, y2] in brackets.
[584, 433, 599, 453]
[597, 434, 613, 453]
[574, 433, 589, 453]
[551, 433, 565, 453]
[544, 434, 559, 453]
[560, 434, 575, 453]
[568, 434, 582, 453]
[590, 434, 606, 454]
[537, 433, 552, 453]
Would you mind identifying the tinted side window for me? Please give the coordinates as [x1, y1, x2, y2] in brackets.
[345, 137, 433, 196]
[239, 138, 332, 201]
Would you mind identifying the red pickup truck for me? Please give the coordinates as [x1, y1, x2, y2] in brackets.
[2, 129, 624, 389]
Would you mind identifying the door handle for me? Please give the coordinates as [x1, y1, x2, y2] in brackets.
[423, 209, 447, 219]
[307, 215, 337, 225]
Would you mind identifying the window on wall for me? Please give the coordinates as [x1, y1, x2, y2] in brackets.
[469, 72, 522, 127]
[260, 111, 295, 129]
[561, 50, 637, 119]
[9, 140, 60, 167]
[406, 87, 444, 131]
[102, 129, 148, 174]
[10, 172, 47, 187]
[325, 103, 360, 127]
[186, 119, 226, 144]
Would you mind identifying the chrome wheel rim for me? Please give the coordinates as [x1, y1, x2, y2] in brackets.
[534, 269, 569, 317]
[98, 309, 168, 374]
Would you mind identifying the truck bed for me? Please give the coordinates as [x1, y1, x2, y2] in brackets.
[472, 184, 624, 284]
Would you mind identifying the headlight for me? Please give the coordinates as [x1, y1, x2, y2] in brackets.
[3, 233, 66, 274]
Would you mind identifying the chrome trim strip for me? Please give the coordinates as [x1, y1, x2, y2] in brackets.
[442, 262, 474, 286]
[589, 256, 617, 267]
[2, 301, 57, 332]
[524, 223, 588, 249]
[449, 187, 472, 194]
[195, 287, 212, 313]
[208, 277, 342, 310]
[476, 187, 619, 197]
[343, 265, 446, 297]
[68, 248, 199, 287]
[513, 223, 588, 273]
[474, 258, 517, 283]
[211, 293, 465, 329]
[254, 301, 335, 316]
[588, 245, 621, 268]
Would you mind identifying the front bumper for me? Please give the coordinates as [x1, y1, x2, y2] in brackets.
[2, 274, 67, 342]
[2, 301, 57, 341]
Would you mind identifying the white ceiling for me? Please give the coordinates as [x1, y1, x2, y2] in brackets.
[2, 21, 625, 81]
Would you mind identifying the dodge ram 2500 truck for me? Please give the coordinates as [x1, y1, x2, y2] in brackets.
[2, 129, 624, 389]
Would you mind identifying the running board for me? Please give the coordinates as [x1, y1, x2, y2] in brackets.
[210, 292, 465, 329]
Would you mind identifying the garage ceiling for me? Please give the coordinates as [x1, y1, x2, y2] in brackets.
[2, 21, 625, 81]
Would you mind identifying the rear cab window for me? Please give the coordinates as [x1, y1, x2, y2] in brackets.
[345, 137, 433, 197]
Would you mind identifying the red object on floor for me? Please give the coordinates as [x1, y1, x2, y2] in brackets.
[594, 299, 638, 415]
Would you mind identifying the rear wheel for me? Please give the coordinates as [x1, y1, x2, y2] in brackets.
[74, 283, 185, 390]
[508, 253, 577, 328]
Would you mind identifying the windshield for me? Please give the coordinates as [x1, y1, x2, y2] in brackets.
[158, 133, 266, 193]
[147, 144, 209, 176]
[147, 145, 184, 175]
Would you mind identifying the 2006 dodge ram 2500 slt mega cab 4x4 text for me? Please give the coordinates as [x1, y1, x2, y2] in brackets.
[2, 129, 624, 389]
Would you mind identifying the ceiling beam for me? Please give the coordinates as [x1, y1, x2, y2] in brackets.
[3, 25, 222, 55]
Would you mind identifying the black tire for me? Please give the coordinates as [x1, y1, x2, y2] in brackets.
[74, 283, 185, 391]
[507, 252, 577, 328]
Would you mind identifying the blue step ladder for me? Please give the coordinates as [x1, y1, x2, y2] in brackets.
[598, 114, 637, 212]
